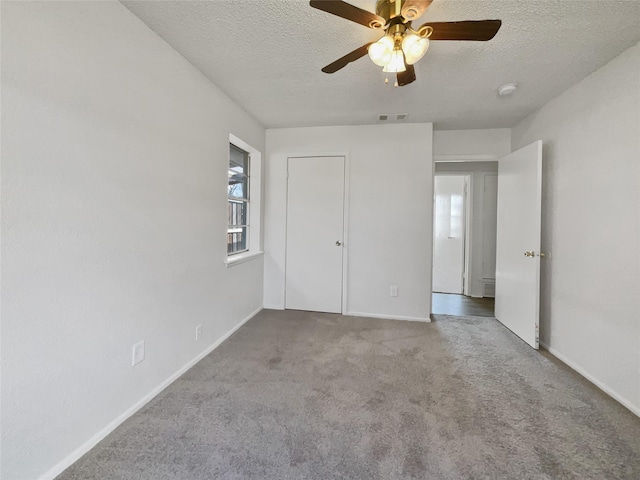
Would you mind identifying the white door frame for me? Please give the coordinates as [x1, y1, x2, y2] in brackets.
[432, 173, 472, 296]
[284, 152, 350, 314]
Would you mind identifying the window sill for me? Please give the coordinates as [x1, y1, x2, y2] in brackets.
[225, 251, 264, 268]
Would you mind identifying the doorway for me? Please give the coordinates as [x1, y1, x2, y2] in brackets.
[432, 175, 468, 295]
[431, 163, 498, 318]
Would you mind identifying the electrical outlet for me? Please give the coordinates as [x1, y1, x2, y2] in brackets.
[195, 324, 202, 341]
[132, 340, 145, 366]
[390, 285, 398, 297]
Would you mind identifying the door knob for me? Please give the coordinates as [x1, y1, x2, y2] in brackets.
[336, 241, 342, 246]
[524, 251, 534, 257]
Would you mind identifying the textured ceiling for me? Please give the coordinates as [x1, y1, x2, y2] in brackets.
[121, 0, 640, 129]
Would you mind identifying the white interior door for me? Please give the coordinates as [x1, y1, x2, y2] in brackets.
[433, 175, 466, 294]
[285, 156, 345, 313]
[495, 141, 543, 349]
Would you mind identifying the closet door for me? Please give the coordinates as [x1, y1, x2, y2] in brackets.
[285, 156, 345, 313]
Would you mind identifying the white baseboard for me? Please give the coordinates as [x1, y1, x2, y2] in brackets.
[345, 311, 431, 322]
[263, 304, 284, 310]
[41, 307, 262, 480]
[540, 341, 640, 418]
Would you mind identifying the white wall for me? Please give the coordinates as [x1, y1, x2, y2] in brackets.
[264, 124, 433, 321]
[1, 2, 265, 479]
[511, 42, 640, 415]
[433, 128, 511, 160]
[434, 162, 499, 297]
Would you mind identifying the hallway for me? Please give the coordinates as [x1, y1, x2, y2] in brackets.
[432, 293, 494, 317]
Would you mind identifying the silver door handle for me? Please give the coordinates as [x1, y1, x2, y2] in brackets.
[336, 241, 342, 246]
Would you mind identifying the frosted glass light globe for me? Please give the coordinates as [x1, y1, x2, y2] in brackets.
[382, 49, 406, 73]
[368, 35, 394, 67]
[402, 33, 429, 65]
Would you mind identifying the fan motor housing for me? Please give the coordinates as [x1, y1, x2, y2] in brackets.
[376, 0, 418, 23]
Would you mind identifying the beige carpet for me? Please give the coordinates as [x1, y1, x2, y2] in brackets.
[59, 310, 640, 479]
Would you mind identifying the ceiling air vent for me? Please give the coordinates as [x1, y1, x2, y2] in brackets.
[378, 113, 409, 122]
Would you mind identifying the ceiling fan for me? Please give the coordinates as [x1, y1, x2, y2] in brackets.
[310, 0, 502, 86]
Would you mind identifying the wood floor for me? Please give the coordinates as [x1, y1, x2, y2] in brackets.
[431, 292, 494, 317]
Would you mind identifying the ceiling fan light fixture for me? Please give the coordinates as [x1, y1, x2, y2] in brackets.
[402, 32, 430, 65]
[310, 0, 503, 87]
[368, 34, 394, 66]
[382, 48, 406, 73]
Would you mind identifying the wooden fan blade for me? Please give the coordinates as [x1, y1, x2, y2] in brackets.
[424, 20, 502, 41]
[401, 0, 433, 21]
[321, 43, 373, 73]
[310, 0, 385, 29]
[397, 63, 416, 86]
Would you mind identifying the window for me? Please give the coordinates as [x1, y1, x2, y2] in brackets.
[225, 134, 262, 266]
[228, 144, 250, 255]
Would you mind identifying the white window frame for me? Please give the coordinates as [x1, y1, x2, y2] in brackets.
[225, 134, 262, 267]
